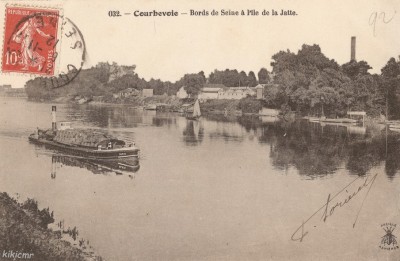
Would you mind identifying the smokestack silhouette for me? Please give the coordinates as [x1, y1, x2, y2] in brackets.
[351, 36, 356, 61]
[52, 106, 57, 131]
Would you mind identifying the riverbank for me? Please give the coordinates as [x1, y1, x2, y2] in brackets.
[50, 95, 269, 116]
[31, 95, 386, 123]
[0, 192, 102, 261]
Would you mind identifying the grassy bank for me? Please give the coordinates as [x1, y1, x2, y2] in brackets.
[0, 192, 102, 261]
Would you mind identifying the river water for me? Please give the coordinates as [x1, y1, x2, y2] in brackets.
[0, 97, 399, 261]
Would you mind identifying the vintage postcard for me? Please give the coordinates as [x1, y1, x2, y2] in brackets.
[0, 0, 400, 260]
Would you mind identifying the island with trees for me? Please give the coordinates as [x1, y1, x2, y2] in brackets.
[24, 44, 400, 119]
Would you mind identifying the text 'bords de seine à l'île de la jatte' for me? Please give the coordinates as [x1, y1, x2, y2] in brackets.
[107, 9, 297, 17]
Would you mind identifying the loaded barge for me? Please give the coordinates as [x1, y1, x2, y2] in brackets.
[29, 106, 139, 160]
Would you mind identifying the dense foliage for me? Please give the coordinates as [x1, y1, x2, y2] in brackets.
[26, 63, 263, 99]
[208, 69, 258, 87]
[25, 44, 400, 118]
[266, 44, 395, 117]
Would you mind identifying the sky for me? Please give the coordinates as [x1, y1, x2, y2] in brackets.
[1, 0, 399, 88]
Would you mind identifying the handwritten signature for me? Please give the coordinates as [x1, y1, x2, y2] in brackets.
[291, 173, 378, 242]
[369, 11, 396, 37]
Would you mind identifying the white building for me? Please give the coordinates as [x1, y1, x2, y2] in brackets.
[198, 87, 223, 100]
[197, 84, 256, 101]
[218, 87, 256, 100]
[142, 89, 154, 97]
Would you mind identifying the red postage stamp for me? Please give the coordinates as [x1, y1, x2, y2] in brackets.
[2, 6, 60, 76]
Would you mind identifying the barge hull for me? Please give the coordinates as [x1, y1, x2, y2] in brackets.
[29, 137, 139, 160]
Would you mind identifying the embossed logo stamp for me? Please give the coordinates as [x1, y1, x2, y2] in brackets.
[380, 223, 399, 250]
[2, 6, 60, 75]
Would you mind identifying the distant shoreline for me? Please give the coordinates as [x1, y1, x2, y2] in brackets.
[8, 95, 386, 123]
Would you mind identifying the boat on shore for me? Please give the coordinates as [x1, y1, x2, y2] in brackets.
[306, 111, 363, 125]
[307, 117, 358, 124]
[389, 123, 400, 132]
[321, 118, 357, 123]
[186, 99, 201, 121]
[307, 117, 321, 123]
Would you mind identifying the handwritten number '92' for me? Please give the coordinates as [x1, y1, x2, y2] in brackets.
[369, 11, 396, 36]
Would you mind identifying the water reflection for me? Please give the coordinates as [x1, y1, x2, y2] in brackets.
[2, 98, 400, 261]
[182, 120, 204, 145]
[239, 119, 399, 179]
[73, 104, 181, 129]
[179, 113, 400, 179]
[152, 114, 177, 127]
[65, 103, 400, 179]
[51, 155, 140, 178]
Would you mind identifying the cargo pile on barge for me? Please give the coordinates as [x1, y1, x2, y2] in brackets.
[53, 129, 125, 149]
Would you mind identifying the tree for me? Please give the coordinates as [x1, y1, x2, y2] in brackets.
[264, 84, 285, 109]
[269, 44, 360, 116]
[198, 71, 206, 82]
[209, 69, 260, 87]
[381, 57, 400, 78]
[342, 60, 372, 79]
[381, 57, 400, 119]
[248, 71, 258, 87]
[238, 96, 263, 113]
[270, 49, 297, 73]
[148, 78, 165, 95]
[239, 71, 249, 86]
[258, 68, 270, 84]
[182, 72, 206, 96]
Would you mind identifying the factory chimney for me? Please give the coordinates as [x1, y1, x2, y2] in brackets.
[351, 36, 356, 61]
[52, 106, 57, 131]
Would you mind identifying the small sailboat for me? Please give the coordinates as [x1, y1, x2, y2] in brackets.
[186, 99, 201, 120]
